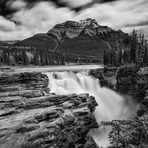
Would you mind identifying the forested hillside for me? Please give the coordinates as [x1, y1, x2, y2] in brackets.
[0, 19, 148, 66]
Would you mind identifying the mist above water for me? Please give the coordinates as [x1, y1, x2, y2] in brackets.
[46, 71, 137, 147]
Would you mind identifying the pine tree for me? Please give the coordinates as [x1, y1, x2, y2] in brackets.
[103, 49, 107, 65]
[130, 29, 137, 63]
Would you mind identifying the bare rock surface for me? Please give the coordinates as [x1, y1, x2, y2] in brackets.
[0, 72, 99, 148]
[0, 72, 49, 94]
[90, 65, 148, 102]
[90, 68, 117, 90]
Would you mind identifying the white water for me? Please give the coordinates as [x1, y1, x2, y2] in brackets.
[46, 71, 136, 147]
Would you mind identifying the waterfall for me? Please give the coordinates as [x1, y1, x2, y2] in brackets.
[46, 71, 136, 147]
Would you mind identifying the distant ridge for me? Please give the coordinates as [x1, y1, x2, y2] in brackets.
[47, 18, 114, 42]
[1, 18, 140, 66]
[13, 18, 130, 59]
[14, 33, 56, 49]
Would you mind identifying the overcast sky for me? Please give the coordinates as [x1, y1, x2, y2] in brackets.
[0, 0, 148, 40]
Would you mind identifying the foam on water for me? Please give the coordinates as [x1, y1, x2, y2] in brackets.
[46, 71, 136, 147]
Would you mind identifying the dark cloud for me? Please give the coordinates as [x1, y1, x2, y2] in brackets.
[0, 0, 75, 17]
[24, 0, 119, 11]
[0, 0, 17, 17]
[25, 0, 69, 9]
[0, 0, 119, 17]
[0, 0, 148, 40]
[100, 0, 118, 2]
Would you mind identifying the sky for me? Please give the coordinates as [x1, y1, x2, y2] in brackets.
[0, 0, 148, 41]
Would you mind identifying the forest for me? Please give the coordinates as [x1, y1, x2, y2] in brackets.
[103, 30, 148, 66]
[0, 30, 148, 67]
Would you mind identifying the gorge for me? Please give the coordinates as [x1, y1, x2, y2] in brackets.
[0, 65, 148, 148]
[46, 70, 137, 147]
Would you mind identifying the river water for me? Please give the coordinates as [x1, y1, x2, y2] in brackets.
[45, 68, 136, 147]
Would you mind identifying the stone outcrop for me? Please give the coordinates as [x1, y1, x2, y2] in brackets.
[116, 65, 148, 102]
[137, 89, 148, 116]
[0, 72, 99, 148]
[90, 67, 117, 90]
[91, 65, 148, 99]
[0, 72, 49, 94]
[90, 65, 148, 104]
[90, 65, 148, 148]
[90, 68, 108, 87]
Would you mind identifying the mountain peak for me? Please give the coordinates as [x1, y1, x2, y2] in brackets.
[47, 18, 113, 42]
[79, 18, 99, 28]
[53, 18, 99, 29]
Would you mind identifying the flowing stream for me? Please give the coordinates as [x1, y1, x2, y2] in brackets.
[46, 71, 137, 147]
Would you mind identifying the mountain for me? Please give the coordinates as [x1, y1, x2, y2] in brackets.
[14, 33, 56, 50]
[47, 18, 113, 41]
[14, 18, 131, 59]
[2, 18, 146, 66]
[47, 18, 130, 60]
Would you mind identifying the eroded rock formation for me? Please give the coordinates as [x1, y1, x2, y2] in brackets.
[90, 67, 117, 90]
[0, 72, 99, 148]
[90, 65, 148, 147]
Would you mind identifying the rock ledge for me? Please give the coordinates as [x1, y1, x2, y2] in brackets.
[0, 72, 99, 148]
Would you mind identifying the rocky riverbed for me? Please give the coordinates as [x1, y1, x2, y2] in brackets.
[90, 65, 148, 147]
[90, 65, 148, 103]
[0, 71, 99, 148]
[0, 65, 148, 148]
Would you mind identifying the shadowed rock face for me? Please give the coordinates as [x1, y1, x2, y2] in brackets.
[115, 65, 148, 117]
[0, 72, 49, 94]
[0, 72, 99, 148]
[47, 18, 130, 60]
[90, 67, 117, 90]
[116, 65, 148, 102]
[47, 18, 113, 42]
[90, 65, 148, 101]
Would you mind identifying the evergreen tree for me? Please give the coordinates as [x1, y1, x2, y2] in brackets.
[130, 30, 137, 63]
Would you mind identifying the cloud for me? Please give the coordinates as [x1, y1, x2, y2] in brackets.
[76, 0, 148, 29]
[12, 2, 74, 29]
[0, 2, 75, 40]
[10, 0, 27, 10]
[0, 0, 148, 40]
[0, 16, 15, 31]
[61, 0, 93, 8]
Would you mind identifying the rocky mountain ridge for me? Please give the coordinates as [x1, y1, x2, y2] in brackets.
[0, 18, 142, 66]
[47, 18, 114, 42]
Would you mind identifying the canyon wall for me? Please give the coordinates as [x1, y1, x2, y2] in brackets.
[0, 71, 99, 148]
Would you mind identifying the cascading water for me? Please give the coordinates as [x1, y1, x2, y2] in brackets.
[46, 71, 136, 147]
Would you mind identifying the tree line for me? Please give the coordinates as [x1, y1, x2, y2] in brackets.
[0, 46, 101, 66]
[0, 46, 64, 66]
[103, 30, 148, 66]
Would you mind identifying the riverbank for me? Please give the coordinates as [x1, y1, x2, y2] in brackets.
[90, 65, 148, 147]
[0, 65, 104, 74]
[0, 64, 148, 148]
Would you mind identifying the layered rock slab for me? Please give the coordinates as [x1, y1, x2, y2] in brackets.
[0, 72, 99, 148]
